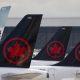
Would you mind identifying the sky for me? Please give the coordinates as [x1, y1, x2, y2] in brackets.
[0, 0, 80, 18]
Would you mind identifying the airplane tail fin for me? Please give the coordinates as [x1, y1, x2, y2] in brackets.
[0, 14, 42, 68]
[0, 6, 11, 27]
[33, 27, 72, 61]
[54, 42, 80, 67]
[0, 6, 11, 40]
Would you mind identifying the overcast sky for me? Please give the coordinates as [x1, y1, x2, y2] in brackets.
[0, 0, 80, 18]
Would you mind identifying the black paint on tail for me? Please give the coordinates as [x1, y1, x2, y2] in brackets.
[33, 27, 72, 61]
[0, 14, 42, 68]
[53, 42, 80, 67]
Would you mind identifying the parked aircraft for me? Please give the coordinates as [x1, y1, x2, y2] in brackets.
[0, 6, 11, 40]
[31, 27, 72, 66]
[0, 14, 48, 80]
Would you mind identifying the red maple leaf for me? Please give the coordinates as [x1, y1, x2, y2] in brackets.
[8, 41, 26, 59]
[50, 43, 62, 55]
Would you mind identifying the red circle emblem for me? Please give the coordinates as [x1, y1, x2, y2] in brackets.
[75, 45, 80, 62]
[3, 37, 31, 65]
[47, 41, 64, 59]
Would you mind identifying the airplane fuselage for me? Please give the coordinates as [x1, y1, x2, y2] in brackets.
[30, 66, 80, 80]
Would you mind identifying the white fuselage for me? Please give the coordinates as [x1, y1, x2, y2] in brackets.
[30, 66, 80, 80]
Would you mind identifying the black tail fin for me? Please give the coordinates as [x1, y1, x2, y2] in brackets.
[53, 42, 80, 67]
[0, 14, 42, 68]
[33, 27, 72, 61]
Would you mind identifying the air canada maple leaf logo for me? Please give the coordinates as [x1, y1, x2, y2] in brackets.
[75, 44, 80, 62]
[3, 37, 31, 64]
[8, 41, 26, 59]
[47, 41, 64, 59]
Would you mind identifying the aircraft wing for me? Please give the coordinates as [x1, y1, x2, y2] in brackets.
[62, 78, 75, 80]
[1, 68, 47, 80]
[2, 73, 41, 80]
